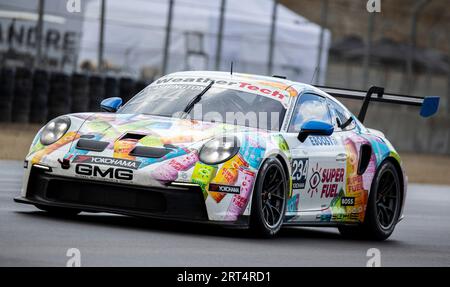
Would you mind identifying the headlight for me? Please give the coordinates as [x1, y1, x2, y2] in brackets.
[199, 136, 240, 165]
[40, 116, 71, 145]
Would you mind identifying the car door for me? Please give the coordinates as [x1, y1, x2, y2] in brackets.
[284, 93, 347, 212]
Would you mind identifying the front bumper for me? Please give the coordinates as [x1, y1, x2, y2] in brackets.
[15, 166, 249, 227]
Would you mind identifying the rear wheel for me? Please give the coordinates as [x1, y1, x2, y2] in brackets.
[339, 161, 401, 241]
[250, 157, 287, 237]
[35, 205, 81, 217]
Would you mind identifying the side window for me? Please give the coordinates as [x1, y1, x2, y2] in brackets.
[288, 93, 332, 133]
[327, 99, 355, 131]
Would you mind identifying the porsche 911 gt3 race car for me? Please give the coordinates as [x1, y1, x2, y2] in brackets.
[15, 71, 439, 240]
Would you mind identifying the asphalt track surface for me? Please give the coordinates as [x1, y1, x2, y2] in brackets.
[1, 160, 449, 267]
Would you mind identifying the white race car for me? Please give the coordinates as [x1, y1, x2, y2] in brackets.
[15, 71, 439, 240]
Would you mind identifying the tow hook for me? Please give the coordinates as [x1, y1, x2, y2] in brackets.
[58, 158, 71, 169]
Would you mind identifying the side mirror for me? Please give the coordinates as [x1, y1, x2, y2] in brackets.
[101, 97, 122, 112]
[298, 120, 334, 143]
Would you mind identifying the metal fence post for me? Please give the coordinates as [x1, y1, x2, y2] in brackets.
[406, 0, 430, 95]
[35, 0, 45, 68]
[447, 29, 450, 115]
[315, 0, 328, 85]
[267, 0, 278, 76]
[162, 0, 175, 75]
[215, 0, 226, 71]
[362, 12, 374, 89]
[98, 0, 106, 73]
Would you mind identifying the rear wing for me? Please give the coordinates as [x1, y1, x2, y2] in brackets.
[316, 86, 440, 123]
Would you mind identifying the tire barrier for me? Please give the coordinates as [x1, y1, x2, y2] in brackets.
[30, 69, 49, 124]
[48, 72, 71, 121]
[0, 67, 15, 122]
[1, 69, 151, 121]
[88, 75, 105, 112]
[70, 73, 89, 113]
[12, 67, 33, 123]
[105, 76, 119, 100]
[119, 77, 135, 103]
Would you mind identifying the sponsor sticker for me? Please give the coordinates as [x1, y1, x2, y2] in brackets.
[341, 197, 356, 206]
[307, 163, 345, 198]
[75, 164, 134, 181]
[73, 155, 141, 170]
[152, 76, 290, 106]
[208, 183, 240, 194]
[291, 158, 308, 189]
[309, 136, 337, 146]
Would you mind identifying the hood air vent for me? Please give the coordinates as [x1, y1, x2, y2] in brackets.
[119, 133, 147, 141]
[129, 146, 173, 158]
[76, 139, 109, 152]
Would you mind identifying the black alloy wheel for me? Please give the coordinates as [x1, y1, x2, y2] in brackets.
[250, 157, 287, 237]
[338, 160, 401, 241]
[375, 166, 400, 230]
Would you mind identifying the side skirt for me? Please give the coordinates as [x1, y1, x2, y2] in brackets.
[282, 221, 360, 228]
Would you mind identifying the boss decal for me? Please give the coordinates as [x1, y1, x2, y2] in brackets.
[75, 164, 133, 180]
[341, 197, 355, 206]
[73, 155, 141, 170]
[208, 183, 240, 194]
[291, 158, 308, 189]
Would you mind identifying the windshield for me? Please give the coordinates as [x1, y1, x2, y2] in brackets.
[119, 84, 286, 131]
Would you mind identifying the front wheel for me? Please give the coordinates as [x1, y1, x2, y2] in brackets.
[339, 161, 401, 241]
[249, 157, 288, 237]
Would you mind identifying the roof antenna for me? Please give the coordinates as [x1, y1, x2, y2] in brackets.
[230, 61, 233, 75]
[310, 66, 319, 85]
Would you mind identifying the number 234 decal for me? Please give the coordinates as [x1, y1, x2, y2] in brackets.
[292, 158, 309, 190]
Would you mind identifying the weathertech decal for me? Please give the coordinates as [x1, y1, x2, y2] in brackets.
[73, 155, 141, 170]
[208, 183, 240, 194]
[153, 77, 288, 103]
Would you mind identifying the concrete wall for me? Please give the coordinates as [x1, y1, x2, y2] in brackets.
[364, 106, 450, 155]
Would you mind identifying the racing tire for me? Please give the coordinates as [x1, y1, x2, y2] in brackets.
[88, 75, 105, 111]
[12, 67, 33, 123]
[134, 80, 148, 95]
[70, 73, 89, 113]
[35, 205, 81, 217]
[105, 77, 119, 98]
[48, 72, 71, 120]
[338, 161, 401, 241]
[0, 67, 15, 122]
[30, 69, 49, 123]
[119, 77, 135, 103]
[250, 157, 288, 238]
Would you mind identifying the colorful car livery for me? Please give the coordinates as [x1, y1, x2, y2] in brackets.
[15, 71, 439, 240]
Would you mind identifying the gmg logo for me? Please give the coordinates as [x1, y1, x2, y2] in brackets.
[75, 164, 133, 181]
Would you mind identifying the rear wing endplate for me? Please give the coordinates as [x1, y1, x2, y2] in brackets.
[317, 86, 440, 123]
